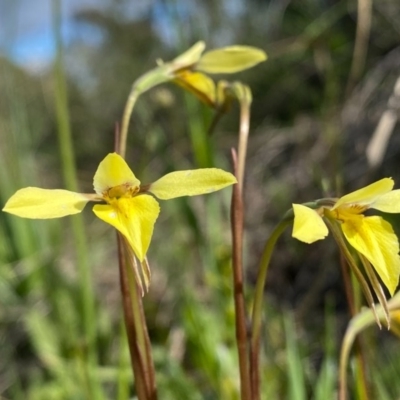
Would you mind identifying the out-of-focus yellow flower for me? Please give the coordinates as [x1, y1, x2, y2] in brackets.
[3, 153, 236, 284]
[161, 41, 266, 107]
[292, 178, 400, 295]
[389, 309, 400, 336]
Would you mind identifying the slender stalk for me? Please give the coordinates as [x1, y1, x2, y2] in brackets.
[117, 72, 158, 399]
[117, 320, 130, 400]
[126, 256, 157, 399]
[339, 255, 371, 400]
[340, 253, 356, 316]
[119, 89, 139, 158]
[230, 149, 252, 400]
[51, 0, 96, 388]
[227, 83, 253, 399]
[117, 234, 149, 399]
[250, 219, 291, 399]
[339, 321, 358, 400]
[339, 292, 400, 400]
[119, 67, 171, 158]
[360, 255, 390, 326]
[234, 84, 252, 193]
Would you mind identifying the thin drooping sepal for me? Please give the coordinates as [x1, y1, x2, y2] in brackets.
[325, 216, 381, 327]
[359, 255, 390, 327]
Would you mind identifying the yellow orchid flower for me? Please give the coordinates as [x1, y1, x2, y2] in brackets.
[3, 152, 237, 264]
[292, 178, 400, 295]
[164, 41, 266, 108]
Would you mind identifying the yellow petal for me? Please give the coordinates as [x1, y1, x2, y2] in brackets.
[333, 178, 394, 210]
[93, 195, 160, 262]
[196, 45, 267, 74]
[170, 41, 205, 71]
[292, 204, 329, 243]
[174, 71, 216, 107]
[2, 187, 90, 218]
[148, 169, 237, 200]
[371, 189, 400, 213]
[93, 153, 140, 196]
[341, 215, 400, 295]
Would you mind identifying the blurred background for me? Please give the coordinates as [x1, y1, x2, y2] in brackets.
[1, 0, 400, 398]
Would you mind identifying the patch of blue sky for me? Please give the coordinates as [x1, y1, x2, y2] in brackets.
[10, 31, 54, 69]
[0, 0, 247, 72]
[150, 0, 246, 50]
[0, 0, 107, 71]
[6, 19, 104, 73]
[150, 0, 192, 47]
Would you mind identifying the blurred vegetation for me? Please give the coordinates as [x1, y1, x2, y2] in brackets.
[2, 0, 400, 398]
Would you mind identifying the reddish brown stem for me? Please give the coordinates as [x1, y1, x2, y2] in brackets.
[135, 269, 157, 398]
[230, 148, 252, 400]
[117, 233, 151, 399]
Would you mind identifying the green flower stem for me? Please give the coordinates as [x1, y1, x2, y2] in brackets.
[119, 67, 171, 158]
[117, 320, 130, 400]
[339, 292, 400, 400]
[250, 219, 291, 400]
[52, 0, 96, 386]
[119, 88, 139, 158]
[339, 253, 357, 316]
[337, 251, 370, 400]
[230, 150, 252, 400]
